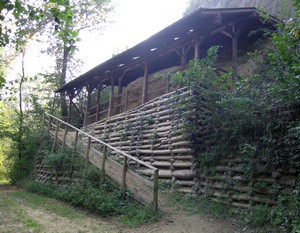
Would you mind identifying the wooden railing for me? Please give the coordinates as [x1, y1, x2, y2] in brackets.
[42, 112, 159, 213]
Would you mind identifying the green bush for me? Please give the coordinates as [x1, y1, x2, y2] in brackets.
[271, 193, 300, 232]
[20, 179, 161, 226]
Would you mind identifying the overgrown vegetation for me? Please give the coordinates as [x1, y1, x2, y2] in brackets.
[8, 134, 160, 227]
[18, 177, 160, 227]
[169, 1, 300, 232]
[160, 180, 299, 232]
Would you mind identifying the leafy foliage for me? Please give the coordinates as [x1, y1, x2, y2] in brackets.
[170, 1, 300, 231]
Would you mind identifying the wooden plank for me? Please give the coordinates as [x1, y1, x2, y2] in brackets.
[125, 90, 129, 112]
[96, 83, 102, 122]
[51, 120, 60, 152]
[69, 131, 78, 176]
[99, 146, 107, 184]
[84, 137, 91, 170]
[142, 63, 149, 104]
[121, 156, 128, 199]
[54, 130, 155, 205]
[108, 76, 115, 117]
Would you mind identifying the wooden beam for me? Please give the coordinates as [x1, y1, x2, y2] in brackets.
[108, 76, 115, 117]
[232, 25, 238, 80]
[201, 8, 257, 15]
[194, 39, 200, 61]
[117, 76, 123, 114]
[142, 62, 149, 104]
[83, 86, 93, 127]
[71, 100, 83, 119]
[210, 13, 256, 36]
[125, 90, 129, 112]
[96, 82, 103, 122]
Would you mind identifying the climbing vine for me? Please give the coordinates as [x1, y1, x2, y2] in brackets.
[169, 2, 299, 229]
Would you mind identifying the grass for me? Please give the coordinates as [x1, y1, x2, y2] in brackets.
[45, 203, 84, 218]
[10, 191, 83, 219]
[10, 191, 48, 206]
[119, 202, 162, 227]
[0, 194, 42, 232]
[17, 179, 162, 227]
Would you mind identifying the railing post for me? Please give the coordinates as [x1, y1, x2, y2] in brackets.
[121, 156, 128, 199]
[84, 137, 91, 171]
[153, 169, 159, 213]
[61, 125, 68, 152]
[69, 130, 78, 177]
[51, 120, 60, 152]
[47, 115, 52, 134]
[99, 145, 107, 185]
[166, 75, 170, 93]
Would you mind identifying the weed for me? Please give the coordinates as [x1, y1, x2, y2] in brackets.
[10, 191, 47, 206]
[45, 203, 83, 219]
[120, 203, 162, 227]
[247, 205, 270, 227]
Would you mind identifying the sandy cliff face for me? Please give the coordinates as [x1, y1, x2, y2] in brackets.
[189, 0, 294, 19]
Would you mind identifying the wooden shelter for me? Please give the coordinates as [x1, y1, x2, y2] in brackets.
[45, 8, 300, 209]
[56, 7, 278, 127]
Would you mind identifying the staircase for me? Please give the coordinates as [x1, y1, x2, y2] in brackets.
[42, 112, 159, 212]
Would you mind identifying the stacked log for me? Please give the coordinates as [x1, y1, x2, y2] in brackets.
[85, 87, 197, 193]
[84, 85, 299, 208]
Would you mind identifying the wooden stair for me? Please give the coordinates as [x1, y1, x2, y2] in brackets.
[44, 114, 158, 208]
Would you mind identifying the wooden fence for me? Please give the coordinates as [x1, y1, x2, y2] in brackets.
[42, 112, 159, 212]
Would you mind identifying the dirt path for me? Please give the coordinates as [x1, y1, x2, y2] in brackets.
[0, 186, 242, 233]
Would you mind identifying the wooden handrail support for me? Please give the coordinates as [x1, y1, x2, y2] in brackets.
[99, 145, 107, 184]
[43, 112, 159, 212]
[69, 131, 78, 177]
[52, 120, 60, 153]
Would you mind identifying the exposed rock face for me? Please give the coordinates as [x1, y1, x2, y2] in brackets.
[186, 0, 295, 20]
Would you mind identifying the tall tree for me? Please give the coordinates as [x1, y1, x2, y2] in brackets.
[37, 0, 113, 116]
[1, 0, 113, 115]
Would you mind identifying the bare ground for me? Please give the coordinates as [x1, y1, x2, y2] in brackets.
[0, 186, 243, 233]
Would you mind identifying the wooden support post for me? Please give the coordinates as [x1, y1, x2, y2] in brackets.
[69, 130, 78, 177]
[153, 169, 159, 213]
[83, 86, 92, 127]
[125, 90, 129, 112]
[99, 145, 107, 185]
[142, 62, 148, 104]
[166, 75, 170, 93]
[84, 137, 91, 171]
[121, 156, 128, 199]
[95, 83, 102, 122]
[108, 76, 115, 117]
[181, 47, 187, 66]
[221, 24, 241, 80]
[194, 39, 200, 61]
[61, 125, 68, 152]
[117, 78, 123, 114]
[232, 25, 238, 80]
[47, 116, 52, 135]
[52, 120, 60, 152]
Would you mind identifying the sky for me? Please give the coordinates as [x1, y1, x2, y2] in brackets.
[9, 0, 189, 79]
[78, 0, 189, 74]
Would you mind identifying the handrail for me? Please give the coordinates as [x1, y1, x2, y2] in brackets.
[44, 112, 158, 172]
[44, 111, 159, 212]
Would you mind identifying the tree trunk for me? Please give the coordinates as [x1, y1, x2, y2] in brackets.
[18, 50, 25, 159]
[60, 0, 70, 119]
